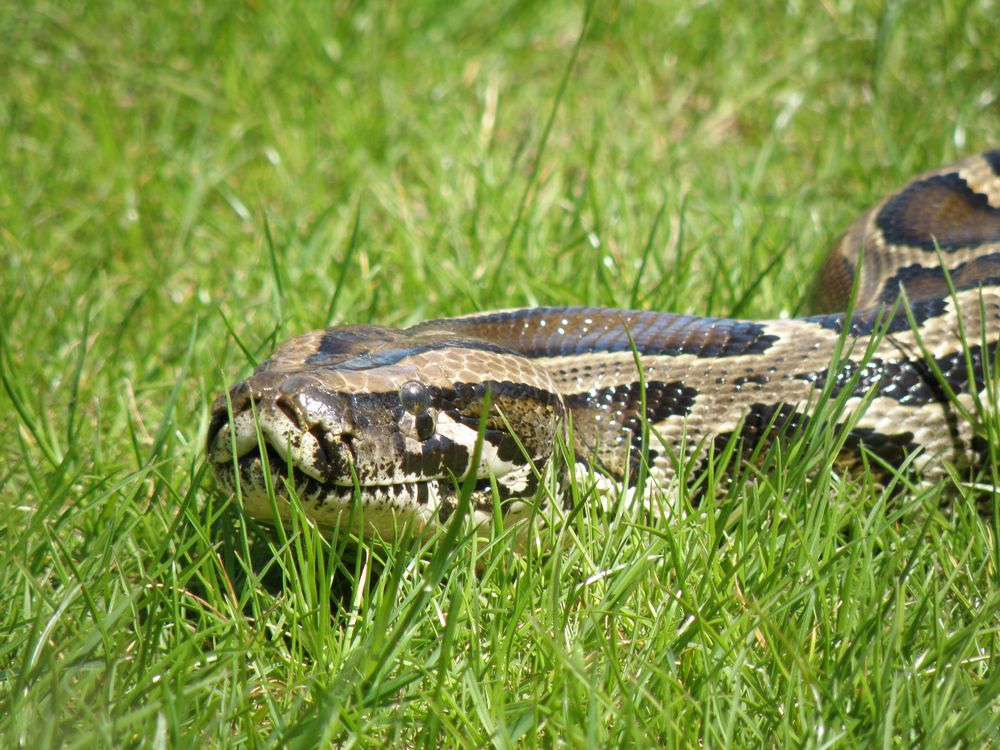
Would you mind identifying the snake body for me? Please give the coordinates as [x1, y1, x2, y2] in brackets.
[208, 151, 1000, 538]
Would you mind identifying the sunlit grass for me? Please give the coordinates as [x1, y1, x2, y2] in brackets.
[2, 1, 998, 746]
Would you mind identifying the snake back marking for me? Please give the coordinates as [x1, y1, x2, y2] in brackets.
[208, 151, 1000, 539]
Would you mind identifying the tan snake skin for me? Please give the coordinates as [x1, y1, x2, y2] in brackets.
[208, 151, 1000, 539]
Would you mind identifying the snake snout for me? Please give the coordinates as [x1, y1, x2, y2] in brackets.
[207, 372, 356, 484]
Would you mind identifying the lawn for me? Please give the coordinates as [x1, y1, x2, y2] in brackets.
[2, 1, 999, 746]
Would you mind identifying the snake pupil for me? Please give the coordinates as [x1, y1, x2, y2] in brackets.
[414, 412, 436, 441]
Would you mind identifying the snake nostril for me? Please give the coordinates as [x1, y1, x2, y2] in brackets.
[307, 425, 335, 475]
[339, 431, 359, 464]
[274, 396, 302, 427]
[206, 412, 228, 451]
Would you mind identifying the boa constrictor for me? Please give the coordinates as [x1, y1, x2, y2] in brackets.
[208, 151, 1000, 539]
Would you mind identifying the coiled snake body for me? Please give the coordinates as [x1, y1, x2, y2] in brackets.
[208, 152, 1000, 538]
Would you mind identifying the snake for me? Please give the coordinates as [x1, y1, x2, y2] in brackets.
[207, 151, 1000, 540]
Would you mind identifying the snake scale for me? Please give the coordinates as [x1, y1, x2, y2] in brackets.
[208, 151, 1000, 539]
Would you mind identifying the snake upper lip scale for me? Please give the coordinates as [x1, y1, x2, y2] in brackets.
[208, 151, 1000, 539]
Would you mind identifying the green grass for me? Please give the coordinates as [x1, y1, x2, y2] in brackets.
[2, 0, 999, 746]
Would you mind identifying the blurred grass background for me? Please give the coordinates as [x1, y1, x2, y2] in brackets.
[2, 1, 998, 746]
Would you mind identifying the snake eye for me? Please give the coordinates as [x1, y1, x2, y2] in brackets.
[400, 380, 431, 415]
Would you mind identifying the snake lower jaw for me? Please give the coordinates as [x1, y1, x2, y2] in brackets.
[211, 443, 539, 539]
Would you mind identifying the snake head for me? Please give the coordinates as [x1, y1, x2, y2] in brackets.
[207, 325, 565, 538]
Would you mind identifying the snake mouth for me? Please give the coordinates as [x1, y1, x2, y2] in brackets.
[210, 423, 538, 496]
[211, 438, 535, 538]
[207, 399, 543, 536]
[222, 441, 498, 499]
